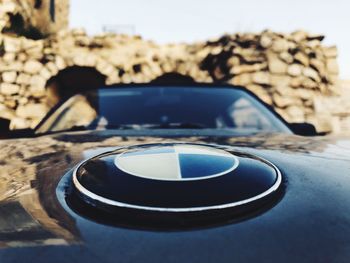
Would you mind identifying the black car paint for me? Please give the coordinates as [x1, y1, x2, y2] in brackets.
[65, 143, 283, 230]
[0, 130, 350, 262]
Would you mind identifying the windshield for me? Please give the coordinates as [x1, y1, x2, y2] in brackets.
[35, 86, 290, 134]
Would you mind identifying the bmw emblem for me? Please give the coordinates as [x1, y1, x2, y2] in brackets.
[70, 143, 282, 227]
[114, 145, 239, 181]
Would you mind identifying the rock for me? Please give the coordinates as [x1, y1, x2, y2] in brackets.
[211, 46, 223, 55]
[9, 117, 30, 130]
[0, 105, 15, 119]
[291, 30, 308, 42]
[0, 19, 7, 31]
[230, 73, 252, 86]
[270, 75, 291, 86]
[55, 56, 66, 70]
[279, 52, 294, 64]
[29, 75, 46, 95]
[287, 64, 303, 77]
[328, 74, 338, 85]
[73, 53, 97, 67]
[16, 73, 31, 85]
[258, 93, 272, 105]
[18, 97, 28, 105]
[2, 71, 17, 83]
[252, 72, 270, 85]
[310, 113, 333, 133]
[22, 39, 44, 51]
[96, 61, 115, 76]
[286, 105, 305, 122]
[17, 52, 28, 62]
[26, 49, 44, 60]
[260, 34, 273, 48]
[4, 37, 21, 52]
[273, 94, 296, 108]
[302, 78, 318, 89]
[39, 67, 52, 80]
[2, 61, 23, 71]
[45, 62, 59, 75]
[71, 28, 87, 36]
[230, 63, 267, 75]
[271, 38, 290, 52]
[121, 73, 132, 83]
[267, 53, 288, 74]
[0, 83, 20, 95]
[294, 52, 309, 66]
[4, 99, 16, 109]
[295, 89, 315, 100]
[274, 85, 296, 97]
[306, 40, 321, 48]
[16, 104, 47, 119]
[326, 59, 339, 74]
[323, 46, 338, 58]
[23, 60, 43, 74]
[1, 1, 16, 13]
[18, 85, 27, 96]
[3, 52, 16, 63]
[310, 59, 326, 75]
[303, 67, 320, 82]
[227, 56, 240, 67]
[23, 41, 44, 59]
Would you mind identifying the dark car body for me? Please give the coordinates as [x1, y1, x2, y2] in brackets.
[0, 84, 350, 263]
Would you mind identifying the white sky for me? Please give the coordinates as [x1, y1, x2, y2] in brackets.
[70, 0, 350, 79]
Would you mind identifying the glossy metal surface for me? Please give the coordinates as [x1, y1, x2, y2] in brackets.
[0, 130, 350, 262]
[72, 143, 281, 214]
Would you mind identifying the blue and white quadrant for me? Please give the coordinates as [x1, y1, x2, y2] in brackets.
[114, 144, 239, 181]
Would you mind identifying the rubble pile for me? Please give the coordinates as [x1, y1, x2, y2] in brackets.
[198, 31, 342, 130]
[0, 0, 349, 133]
[0, 0, 69, 37]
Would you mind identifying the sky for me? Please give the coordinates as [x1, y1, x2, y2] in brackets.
[70, 0, 350, 79]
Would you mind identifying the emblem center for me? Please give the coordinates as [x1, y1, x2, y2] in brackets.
[114, 144, 239, 181]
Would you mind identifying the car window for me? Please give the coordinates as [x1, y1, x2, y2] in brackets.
[35, 86, 290, 134]
[228, 98, 272, 130]
[37, 95, 97, 133]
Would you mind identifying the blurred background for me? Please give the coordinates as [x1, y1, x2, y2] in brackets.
[0, 0, 349, 134]
[71, 0, 350, 80]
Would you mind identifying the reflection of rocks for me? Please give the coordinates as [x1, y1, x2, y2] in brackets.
[0, 201, 60, 246]
[19, 189, 77, 243]
[0, 136, 79, 248]
[0, 131, 350, 247]
[0, 194, 75, 248]
[0, 132, 348, 202]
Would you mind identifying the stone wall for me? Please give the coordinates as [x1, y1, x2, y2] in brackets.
[0, 0, 69, 38]
[0, 0, 350, 134]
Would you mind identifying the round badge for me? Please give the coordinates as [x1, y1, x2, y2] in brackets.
[72, 143, 282, 214]
[114, 144, 239, 181]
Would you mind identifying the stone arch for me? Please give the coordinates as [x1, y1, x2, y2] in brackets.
[45, 66, 107, 108]
[150, 72, 196, 85]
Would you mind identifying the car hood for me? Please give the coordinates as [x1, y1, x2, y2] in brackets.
[1, 131, 350, 263]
